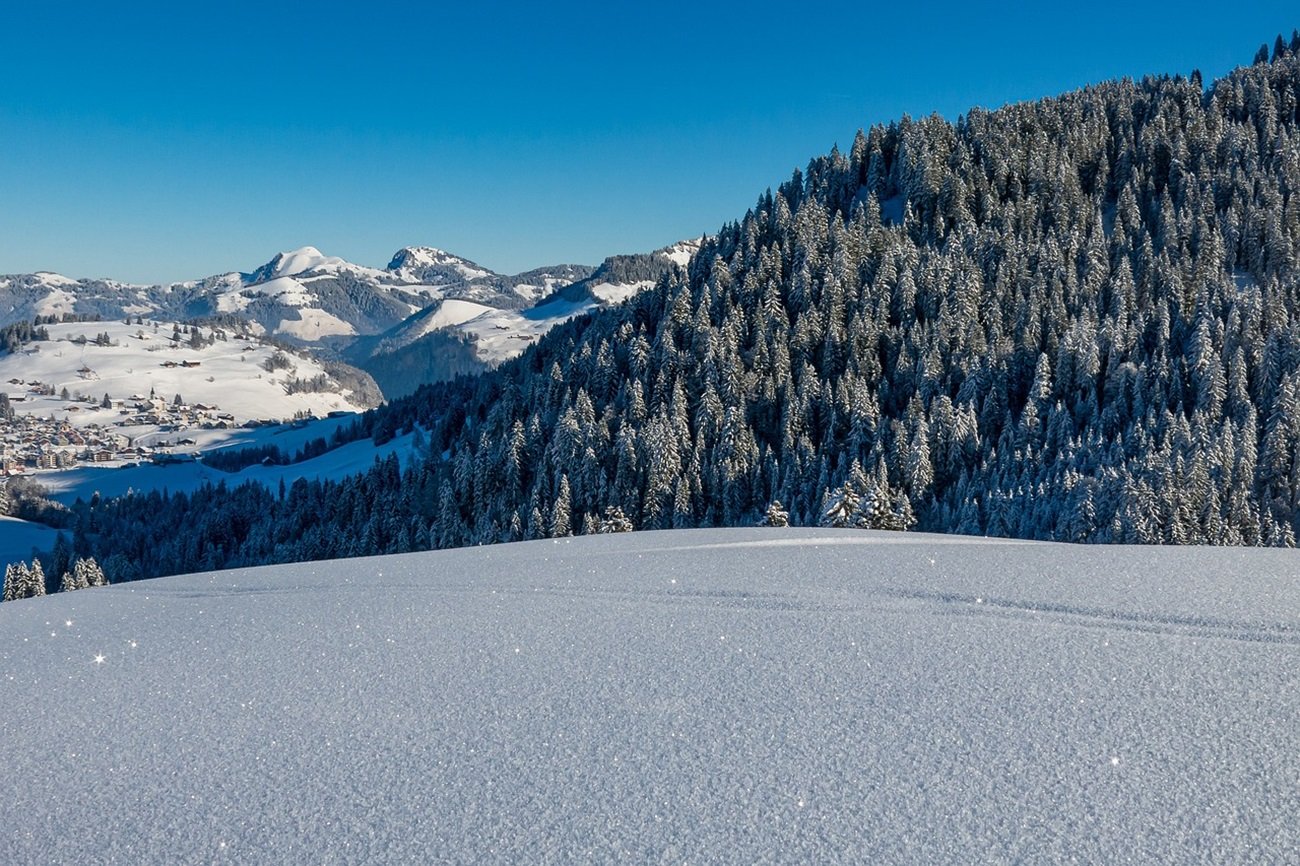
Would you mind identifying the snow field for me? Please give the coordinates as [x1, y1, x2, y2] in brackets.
[0, 320, 368, 428]
[1, 528, 1298, 863]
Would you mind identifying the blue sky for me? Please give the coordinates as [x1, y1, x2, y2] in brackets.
[1, 2, 1297, 283]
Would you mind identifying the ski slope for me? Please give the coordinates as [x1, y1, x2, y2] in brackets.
[2, 528, 1298, 863]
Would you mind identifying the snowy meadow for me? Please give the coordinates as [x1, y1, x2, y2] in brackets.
[2, 528, 1297, 863]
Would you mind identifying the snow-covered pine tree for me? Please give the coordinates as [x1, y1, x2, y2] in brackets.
[551, 475, 573, 538]
[2, 563, 18, 601]
[759, 500, 790, 527]
[598, 506, 634, 533]
[75, 557, 107, 588]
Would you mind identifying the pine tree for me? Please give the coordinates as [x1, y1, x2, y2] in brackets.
[2, 563, 18, 601]
[598, 506, 634, 533]
[551, 475, 573, 538]
[759, 500, 790, 527]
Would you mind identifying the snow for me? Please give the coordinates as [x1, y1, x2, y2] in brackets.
[31, 271, 79, 287]
[661, 238, 702, 267]
[273, 308, 357, 339]
[35, 428, 419, 506]
[588, 279, 653, 304]
[0, 320, 370, 433]
[214, 287, 252, 313]
[457, 298, 594, 366]
[264, 246, 347, 279]
[36, 288, 77, 317]
[249, 275, 314, 306]
[2, 527, 1298, 862]
[0, 516, 59, 568]
[419, 298, 495, 331]
[386, 246, 493, 282]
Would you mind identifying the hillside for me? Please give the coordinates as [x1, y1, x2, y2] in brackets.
[0, 242, 702, 401]
[350, 239, 703, 398]
[0, 247, 594, 347]
[18, 40, 1300, 587]
[0, 319, 378, 426]
[1, 528, 1297, 862]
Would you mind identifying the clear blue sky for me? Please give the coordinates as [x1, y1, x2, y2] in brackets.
[1, 2, 1297, 283]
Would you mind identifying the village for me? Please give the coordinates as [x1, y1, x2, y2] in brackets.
[0, 380, 245, 475]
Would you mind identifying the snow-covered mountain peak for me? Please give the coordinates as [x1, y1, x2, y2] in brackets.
[386, 246, 453, 269]
[386, 246, 493, 282]
[247, 246, 350, 284]
[30, 271, 81, 287]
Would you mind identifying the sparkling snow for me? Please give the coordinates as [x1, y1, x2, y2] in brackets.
[2, 528, 1298, 862]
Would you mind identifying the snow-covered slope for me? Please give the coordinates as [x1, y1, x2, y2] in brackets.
[2, 528, 1297, 863]
[0, 247, 597, 353]
[0, 320, 375, 426]
[356, 239, 705, 396]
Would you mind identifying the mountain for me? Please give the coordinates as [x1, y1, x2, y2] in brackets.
[0, 244, 707, 400]
[0, 246, 596, 353]
[3, 528, 1298, 862]
[16, 37, 1300, 584]
[349, 239, 703, 399]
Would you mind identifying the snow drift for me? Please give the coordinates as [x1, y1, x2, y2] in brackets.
[2, 528, 1298, 862]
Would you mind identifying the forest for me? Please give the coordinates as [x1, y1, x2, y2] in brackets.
[41, 35, 1300, 582]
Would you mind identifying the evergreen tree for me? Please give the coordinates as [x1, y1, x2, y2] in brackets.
[759, 500, 790, 527]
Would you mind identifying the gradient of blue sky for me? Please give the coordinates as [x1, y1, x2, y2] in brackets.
[1, 1, 1297, 282]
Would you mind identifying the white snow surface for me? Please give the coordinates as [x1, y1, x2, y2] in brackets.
[417, 298, 496, 333]
[0, 516, 58, 569]
[661, 237, 703, 267]
[2, 527, 1298, 863]
[36, 288, 77, 317]
[264, 246, 347, 279]
[36, 428, 419, 507]
[588, 279, 654, 304]
[273, 308, 357, 339]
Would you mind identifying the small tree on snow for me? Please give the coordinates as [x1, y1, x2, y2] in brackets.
[759, 500, 790, 527]
[26, 560, 46, 598]
[598, 506, 634, 533]
[2, 563, 19, 601]
[75, 557, 108, 588]
[4, 561, 45, 600]
[819, 484, 860, 528]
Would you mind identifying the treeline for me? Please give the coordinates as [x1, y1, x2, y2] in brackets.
[50, 36, 1300, 582]
[0, 321, 50, 353]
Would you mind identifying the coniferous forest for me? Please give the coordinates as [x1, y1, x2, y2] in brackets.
[56, 37, 1300, 582]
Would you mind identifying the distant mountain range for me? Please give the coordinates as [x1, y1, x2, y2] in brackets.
[0, 239, 703, 398]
